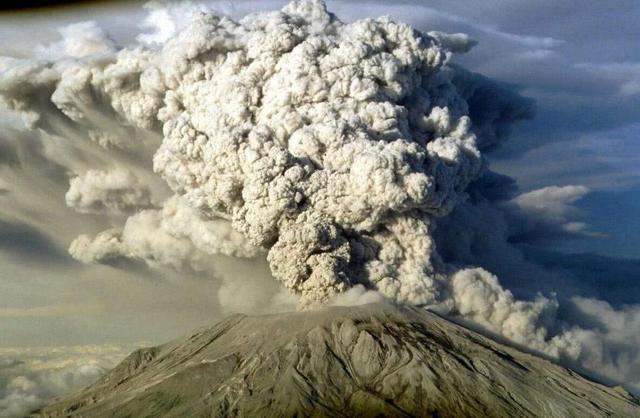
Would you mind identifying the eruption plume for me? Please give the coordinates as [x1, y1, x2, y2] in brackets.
[1, 0, 639, 394]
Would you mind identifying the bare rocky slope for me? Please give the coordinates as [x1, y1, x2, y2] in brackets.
[33, 303, 639, 417]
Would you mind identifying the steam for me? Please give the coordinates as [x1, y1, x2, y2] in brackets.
[0, 0, 639, 394]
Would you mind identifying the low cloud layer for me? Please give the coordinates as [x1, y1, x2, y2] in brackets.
[0, 345, 131, 417]
[0, 0, 639, 402]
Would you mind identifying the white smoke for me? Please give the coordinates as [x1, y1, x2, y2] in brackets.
[34, 21, 116, 60]
[1, 0, 639, 396]
[447, 268, 580, 358]
[69, 195, 260, 269]
[147, 0, 484, 307]
[65, 169, 155, 214]
[567, 298, 640, 390]
[137, 0, 213, 45]
[331, 284, 388, 307]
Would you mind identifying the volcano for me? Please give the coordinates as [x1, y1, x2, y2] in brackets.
[33, 303, 639, 417]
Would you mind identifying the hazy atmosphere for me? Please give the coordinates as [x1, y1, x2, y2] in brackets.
[0, 1, 639, 416]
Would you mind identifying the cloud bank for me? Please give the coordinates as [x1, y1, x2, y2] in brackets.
[0, 345, 130, 417]
[0, 0, 638, 398]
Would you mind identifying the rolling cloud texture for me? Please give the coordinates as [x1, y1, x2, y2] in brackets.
[0, 1, 639, 411]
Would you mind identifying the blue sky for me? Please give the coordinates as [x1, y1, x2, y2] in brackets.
[390, 0, 640, 259]
[553, 187, 640, 258]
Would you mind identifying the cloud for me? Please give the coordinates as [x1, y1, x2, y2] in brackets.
[493, 123, 640, 192]
[0, 140, 18, 167]
[137, 0, 212, 45]
[146, 1, 494, 308]
[331, 284, 388, 307]
[68, 229, 130, 266]
[564, 297, 640, 390]
[333, 1, 564, 49]
[69, 195, 261, 269]
[0, 219, 70, 265]
[508, 185, 604, 241]
[65, 169, 155, 214]
[0, 0, 639, 397]
[446, 268, 640, 393]
[576, 62, 640, 97]
[34, 21, 117, 60]
[402, 0, 640, 164]
[0, 302, 104, 319]
[451, 66, 535, 151]
[524, 248, 640, 306]
[0, 345, 131, 417]
[446, 268, 577, 357]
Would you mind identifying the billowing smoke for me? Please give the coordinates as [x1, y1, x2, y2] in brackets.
[1, 0, 639, 394]
[65, 169, 155, 214]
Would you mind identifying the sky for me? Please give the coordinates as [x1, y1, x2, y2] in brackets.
[0, 0, 636, 339]
[0, 0, 639, 414]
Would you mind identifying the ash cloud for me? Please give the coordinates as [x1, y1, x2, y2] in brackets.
[65, 169, 155, 215]
[0, 0, 639, 396]
[149, 1, 486, 307]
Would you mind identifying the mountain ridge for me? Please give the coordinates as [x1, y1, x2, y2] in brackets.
[33, 303, 639, 417]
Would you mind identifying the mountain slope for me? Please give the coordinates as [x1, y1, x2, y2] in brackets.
[33, 303, 639, 417]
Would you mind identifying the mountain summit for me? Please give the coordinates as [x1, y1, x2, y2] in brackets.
[34, 303, 639, 417]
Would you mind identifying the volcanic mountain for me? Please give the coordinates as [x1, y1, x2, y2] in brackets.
[33, 303, 639, 417]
